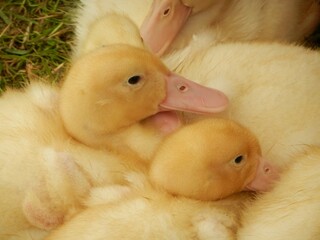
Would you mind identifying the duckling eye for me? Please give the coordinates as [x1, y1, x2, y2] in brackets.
[233, 155, 244, 164]
[127, 75, 141, 85]
[163, 8, 170, 16]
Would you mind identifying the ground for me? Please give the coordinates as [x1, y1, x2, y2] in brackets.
[0, 0, 77, 93]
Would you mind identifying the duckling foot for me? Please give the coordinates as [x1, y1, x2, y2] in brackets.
[85, 185, 132, 207]
[22, 148, 91, 230]
[193, 211, 236, 240]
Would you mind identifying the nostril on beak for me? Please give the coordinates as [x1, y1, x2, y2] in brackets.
[177, 84, 188, 92]
[264, 167, 270, 174]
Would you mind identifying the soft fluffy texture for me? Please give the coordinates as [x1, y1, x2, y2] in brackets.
[45, 172, 251, 240]
[75, 14, 145, 57]
[150, 118, 278, 201]
[60, 44, 228, 159]
[0, 82, 141, 239]
[141, 0, 320, 55]
[70, 2, 320, 238]
[73, 0, 320, 57]
[238, 146, 320, 240]
[164, 42, 320, 167]
[164, 41, 320, 239]
[73, 0, 152, 58]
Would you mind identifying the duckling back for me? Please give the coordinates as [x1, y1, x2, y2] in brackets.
[165, 42, 320, 168]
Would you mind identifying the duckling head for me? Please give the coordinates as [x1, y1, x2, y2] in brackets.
[140, 0, 216, 55]
[75, 14, 145, 58]
[60, 44, 228, 149]
[150, 118, 280, 201]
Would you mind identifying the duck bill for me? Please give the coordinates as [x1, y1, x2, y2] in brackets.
[245, 157, 280, 192]
[140, 0, 191, 56]
[160, 73, 229, 114]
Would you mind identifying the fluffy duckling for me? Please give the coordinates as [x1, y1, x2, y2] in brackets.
[0, 44, 228, 239]
[45, 172, 250, 240]
[141, 0, 320, 55]
[164, 41, 320, 239]
[61, 44, 228, 159]
[150, 118, 279, 201]
[73, 14, 145, 58]
[73, 0, 152, 58]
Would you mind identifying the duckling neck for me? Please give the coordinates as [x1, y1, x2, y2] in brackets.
[111, 124, 165, 162]
[69, 122, 164, 163]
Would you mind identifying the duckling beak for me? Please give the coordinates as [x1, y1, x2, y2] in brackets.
[245, 157, 281, 192]
[140, 0, 191, 56]
[160, 73, 229, 114]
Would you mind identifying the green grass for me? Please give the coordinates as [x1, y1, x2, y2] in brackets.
[0, 0, 78, 93]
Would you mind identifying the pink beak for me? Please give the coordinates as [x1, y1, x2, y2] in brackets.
[246, 157, 280, 192]
[146, 73, 228, 136]
[160, 73, 229, 114]
[140, 0, 191, 56]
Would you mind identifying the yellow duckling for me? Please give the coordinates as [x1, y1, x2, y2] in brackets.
[150, 118, 279, 201]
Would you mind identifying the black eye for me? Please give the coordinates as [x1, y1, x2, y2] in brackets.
[128, 75, 141, 85]
[163, 8, 170, 16]
[234, 155, 244, 164]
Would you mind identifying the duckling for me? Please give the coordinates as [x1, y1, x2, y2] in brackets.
[73, 0, 152, 58]
[150, 118, 279, 201]
[141, 0, 320, 55]
[45, 171, 249, 240]
[0, 44, 228, 239]
[73, 14, 145, 58]
[164, 41, 320, 239]
[60, 44, 228, 159]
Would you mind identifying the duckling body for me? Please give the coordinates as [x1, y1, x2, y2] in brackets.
[238, 146, 320, 240]
[0, 83, 140, 239]
[45, 173, 248, 240]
